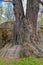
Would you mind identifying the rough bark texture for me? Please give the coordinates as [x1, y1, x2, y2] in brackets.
[12, 0, 24, 45]
[24, 0, 43, 57]
[0, 0, 43, 58]
[26, 0, 39, 30]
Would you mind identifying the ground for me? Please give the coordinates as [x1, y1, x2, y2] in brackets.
[0, 56, 43, 65]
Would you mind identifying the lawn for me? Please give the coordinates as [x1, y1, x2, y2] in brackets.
[0, 56, 43, 65]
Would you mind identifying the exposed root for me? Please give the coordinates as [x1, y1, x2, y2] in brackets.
[0, 32, 43, 58]
[30, 33, 43, 54]
[0, 44, 22, 59]
[0, 43, 12, 55]
[22, 43, 43, 57]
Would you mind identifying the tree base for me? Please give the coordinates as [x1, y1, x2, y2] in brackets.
[0, 42, 43, 59]
[0, 44, 22, 59]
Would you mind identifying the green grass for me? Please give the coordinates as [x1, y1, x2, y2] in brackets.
[0, 56, 43, 65]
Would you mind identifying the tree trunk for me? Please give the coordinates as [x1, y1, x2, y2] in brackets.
[0, 0, 43, 58]
[26, 0, 39, 30]
[0, 0, 24, 58]
[23, 0, 43, 56]
[12, 0, 24, 45]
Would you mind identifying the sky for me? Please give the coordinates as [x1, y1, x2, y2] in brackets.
[0, 1, 2, 6]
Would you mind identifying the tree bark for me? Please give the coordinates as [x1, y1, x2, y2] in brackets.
[26, 0, 39, 30]
[23, 0, 43, 56]
[0, 0, 43, 58]
[12, 0, 24, 45]
[0, 0, 24, 58]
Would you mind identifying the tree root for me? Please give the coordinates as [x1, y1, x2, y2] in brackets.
[0, 42, 43, 59]
[0, 44, 22, 59]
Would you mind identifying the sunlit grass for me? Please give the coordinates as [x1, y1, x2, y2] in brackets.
[0, 56, 43, 65]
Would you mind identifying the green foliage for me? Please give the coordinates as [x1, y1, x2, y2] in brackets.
[0, 56, 43, 65]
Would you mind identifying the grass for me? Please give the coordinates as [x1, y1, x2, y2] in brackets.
[0, 56, 43, 65]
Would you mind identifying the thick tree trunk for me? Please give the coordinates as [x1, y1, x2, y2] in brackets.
[0, 0, 24, 58]
[23, 0, 43, 56]
[12, 0, 24, 45]
[26, 0, 39, 30]
[0, 0, 43, 58]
